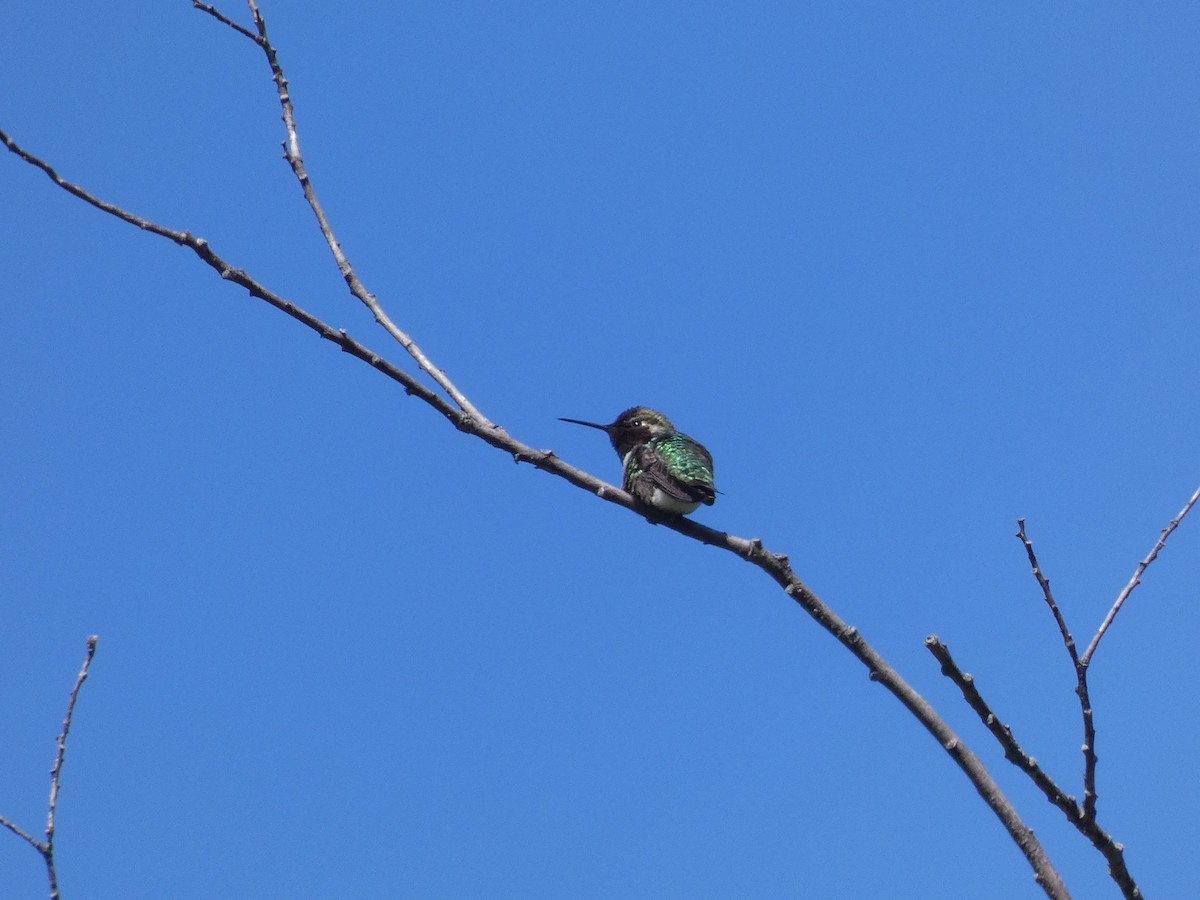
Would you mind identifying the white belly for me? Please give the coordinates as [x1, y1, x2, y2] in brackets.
[647, 488, 701, 515]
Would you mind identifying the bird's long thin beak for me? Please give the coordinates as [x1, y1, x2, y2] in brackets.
[558, 417, 610, 432]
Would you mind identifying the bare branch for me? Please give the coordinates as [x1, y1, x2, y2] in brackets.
[1082, 483, 1200, 667]
[0, 636, 99, 900]
[928, 636, 1142, 899]
[1016, 519, 1080, 665]
[0, 815, 40, 851]
[195, 0, 487, 423]
[43, 635, 99, 899]
[1015, 521, 1101, 820]
[191, 1, 259, 41]
[926, 636, 1080, 819]
[0, 124, 465, 416]
[1015, 483, 1200, 843]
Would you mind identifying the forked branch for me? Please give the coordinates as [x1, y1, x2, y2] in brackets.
[927, 635, 1139, 899]
[931, 486, 1198, 900]
[194, 0, 486, 423]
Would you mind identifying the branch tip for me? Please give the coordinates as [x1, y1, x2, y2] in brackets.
[1082, 482, 1200, 666]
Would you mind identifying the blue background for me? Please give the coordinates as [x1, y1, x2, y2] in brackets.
[2, 2, 1197, 897]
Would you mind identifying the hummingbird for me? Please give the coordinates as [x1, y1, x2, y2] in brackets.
[558, 406, 716, 515]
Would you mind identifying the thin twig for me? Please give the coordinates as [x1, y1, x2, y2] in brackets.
[0, 636, 99, 900]
[1016, 521, 1100, 819]
[1016, 519, 1080, 664]
[44, 635, 99, 899]
[1082, 483, 1200, 667]
[191, 1, 258, 41]
[196, 0, 488, 424]
[0, 815, 40, 849]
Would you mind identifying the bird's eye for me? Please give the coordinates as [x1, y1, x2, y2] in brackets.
[630, 419, 642, 427]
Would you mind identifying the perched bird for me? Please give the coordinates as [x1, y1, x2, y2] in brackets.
[559, 406, 716, 515]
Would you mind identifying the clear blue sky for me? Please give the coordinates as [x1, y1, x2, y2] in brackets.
[2, 2, 1197, 898]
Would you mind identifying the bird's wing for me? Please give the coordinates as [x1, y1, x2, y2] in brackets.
[638, 436, 716, 504]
